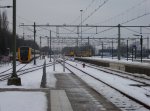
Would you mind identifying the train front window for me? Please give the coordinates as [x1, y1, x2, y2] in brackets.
[20, 47, 29, 58]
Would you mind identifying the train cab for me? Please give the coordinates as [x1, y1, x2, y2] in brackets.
[18, 46, 32, 63]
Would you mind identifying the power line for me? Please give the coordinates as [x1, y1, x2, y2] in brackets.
[70, 0, 97, 24]
[82, 0, 149, 35]
[16, 15, 57, 34]
[68, 0, 109, 34]
[121, 12, 150, 25]
[96, 0, 148, 25]
[82, 0, 109, 24]
[85, 2, 150, 38]
[123, 27, 140, 34]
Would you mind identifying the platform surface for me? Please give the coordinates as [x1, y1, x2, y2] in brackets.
[51, 90, 73, 111]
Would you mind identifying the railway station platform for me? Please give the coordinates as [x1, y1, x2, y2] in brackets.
[0, 72, 122, 111]
[0, 73, 121, 111]
[47, 72, 122, 111]
[1, 56, 150, 111]
[75, 57, 150, 76]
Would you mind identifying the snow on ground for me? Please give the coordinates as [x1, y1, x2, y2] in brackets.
[86, 56, 150, 67]
[0, 59, 44, 88]
[46, 61, 70, 88]
[65, 64, 148, 111]
[0, 57, 70, 111]
[0, 92, 47, 111]
[66, 60, 150, 109]
[0, 56, 150, 111]
[0, 57, 50, 111]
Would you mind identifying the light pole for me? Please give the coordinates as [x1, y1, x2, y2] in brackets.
[20, 23, 25, 40]
[45, 36, 50, 58]
[50, 30, 52, 62]
[40, 36, 42, 59]
[8, 0, 21, 85]
[140, 35, 143, 62]
[134, 34, 143, 62]
[80, 10, 83, 45]
[127, 39, 128, 61]
[34, 22, 36, 65]
[112, 40, 113, 59]
[101, 42, 103, 58]
[118, 24, 121, 60]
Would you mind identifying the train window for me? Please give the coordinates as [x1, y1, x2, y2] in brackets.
[20, 47, 29, 57]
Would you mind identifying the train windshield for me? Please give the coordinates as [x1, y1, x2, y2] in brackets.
[20, 47, 29, 57]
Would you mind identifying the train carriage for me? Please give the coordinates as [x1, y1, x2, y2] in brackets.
[18, 46, 39, 63]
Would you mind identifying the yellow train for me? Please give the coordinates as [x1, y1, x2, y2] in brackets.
[65, 50, 75, 56]
[18, 46, 39, 63]
[65, 49, 92, 57]
[76, 50, 92, 57]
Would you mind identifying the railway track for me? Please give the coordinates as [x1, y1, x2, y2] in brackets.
[0, 63, 21, 75]
[0, 63, 29, 80]
[0, 57, 40, 75]
[0, 62, 55, 81]
[63, 60, 150, 111]
[73, 60, 150, 85]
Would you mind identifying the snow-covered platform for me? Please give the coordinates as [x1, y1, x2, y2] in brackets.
[75, 57, 150, 76]
[51, 90, 73, 111]
[50, 72, 121, 111]
[0, 72, 121, 111]
[1, 57, 148, 111]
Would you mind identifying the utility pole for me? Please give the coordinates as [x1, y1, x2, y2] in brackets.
[147, 36, 149, 59]
[118, 24, 121, 60]
[34, 22, 36, 65]
[22, 23, 24, 40]
[140, 35, 143, 62]
[135, 46, 137, 59]
[76, 38, 78, 56]
[88, 36, 90, 46]
[88, 37, 90, 55]
[80, 10, 83, 45]
[101, 42, 103, 58]
[140, 27, 143, 63]
[112, 40, 113, 59]
[47, 37, 50, 58]
[40, 36, 41, 59]
[50, 30, 52, 62]
[8, 0, 21, 85]
[132, 47, 133, 62]
[76, 38, 78, 47]
[127, 40, 128, 61]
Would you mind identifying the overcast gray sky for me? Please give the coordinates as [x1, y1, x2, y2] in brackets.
[1, 0, 150, 47]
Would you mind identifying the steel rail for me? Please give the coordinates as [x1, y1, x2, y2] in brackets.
[64, 61, 150, 109]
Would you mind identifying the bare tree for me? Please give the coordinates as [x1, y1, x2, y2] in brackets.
[0, 11, 9, 55]
[0, 11, 2, 31]
[2, 11, 8, 31]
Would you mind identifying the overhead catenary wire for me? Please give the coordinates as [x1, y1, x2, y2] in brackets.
[84, 0, 149, 38]
[82, 0, 109, 24]
[95, 0, 148, 25]
[1, 0, 150, 46]
[69, 0, 149, 40]
[70, 0, 109, 33]
[123, 27, 142, 34]
[70, 0, 97, 24]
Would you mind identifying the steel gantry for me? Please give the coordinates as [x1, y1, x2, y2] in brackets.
[20, 24, 150, 61]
